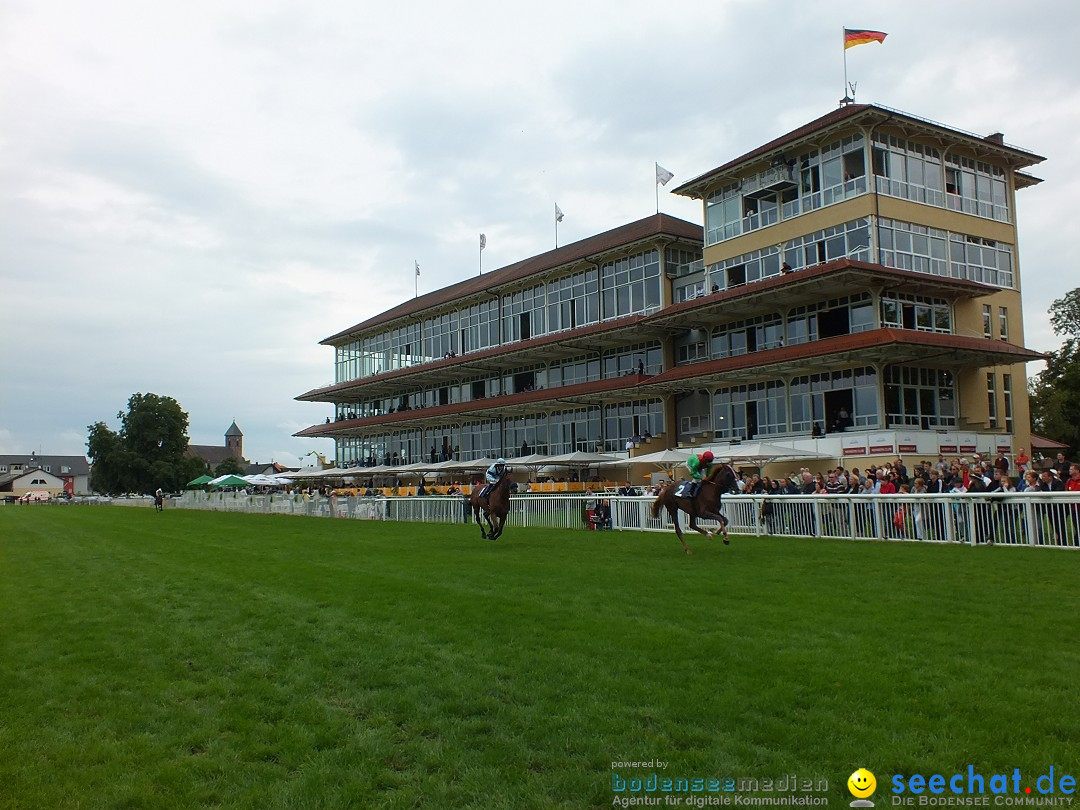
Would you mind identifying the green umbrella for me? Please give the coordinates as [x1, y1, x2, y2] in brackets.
[209, 474, 250, 488]
[186, 474, 215, 487]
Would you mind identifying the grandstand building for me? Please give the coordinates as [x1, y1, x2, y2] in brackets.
[296, 104, 1043, 468]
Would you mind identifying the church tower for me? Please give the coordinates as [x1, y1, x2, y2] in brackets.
[225, 421, 243, 458]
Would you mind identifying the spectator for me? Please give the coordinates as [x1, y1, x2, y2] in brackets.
[593, 499, 612, 530]
[1054, 452, 1071, 479]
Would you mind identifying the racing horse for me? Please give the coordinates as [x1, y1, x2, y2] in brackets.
[468, 469, 513, 541]
[650, 463, 738, 555]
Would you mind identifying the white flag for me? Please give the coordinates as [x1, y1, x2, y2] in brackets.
[555, 203, 564, 223]
[415, 260, 420, 277]
[656, 163, 675, 186]
[480, 233, 487, 250]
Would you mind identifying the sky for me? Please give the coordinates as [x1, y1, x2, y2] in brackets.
[2, 0, 1079, 467]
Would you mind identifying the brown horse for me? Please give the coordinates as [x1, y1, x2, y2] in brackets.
[468, 471, 512, 541]
[651, 463, 738, 555]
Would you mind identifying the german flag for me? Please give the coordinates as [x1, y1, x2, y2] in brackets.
[844, 28, 888, 49]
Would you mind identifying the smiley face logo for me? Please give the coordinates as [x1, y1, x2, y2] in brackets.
[848, 768, 877, 799]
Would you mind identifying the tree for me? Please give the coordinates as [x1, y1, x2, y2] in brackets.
[214, 456, 245, 477]
[87, 393, 192, 493]
[1029, 288, 1080, 456]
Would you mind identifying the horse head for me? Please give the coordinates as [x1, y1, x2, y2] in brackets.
[709, 463, 739, 494]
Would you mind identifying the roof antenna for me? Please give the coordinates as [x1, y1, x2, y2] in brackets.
[841, 80, 857, 107]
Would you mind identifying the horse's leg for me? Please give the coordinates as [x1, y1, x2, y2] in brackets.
[687, 513, 712, 539]
[668, 504, 692, 555]
[698, 509, 731, 544]
[473, 502, 487, 539]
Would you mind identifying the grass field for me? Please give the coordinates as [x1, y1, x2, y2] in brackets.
[2, 506, 1078, 809]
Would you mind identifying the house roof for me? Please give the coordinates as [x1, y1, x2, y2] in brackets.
[319, 213, 702, 345]
[673, 103, 1045, 198]
[0, 454, 90, 476]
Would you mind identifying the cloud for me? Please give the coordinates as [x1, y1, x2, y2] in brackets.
[1, 0, 1078, 465]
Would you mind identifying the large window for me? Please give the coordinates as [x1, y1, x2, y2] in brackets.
[603, 400, 664, 452]
[547, 268, 599, 332]
[872, 134, 944, 207]
[789, 368, 878, 433]
[951, 234, 1014, 288]
[603, 343, 663, 377]
[601, 249, 661, 320]
[885, 367, 956, 429]
[1003, 373, 1014, 434]
[880, 294, 952, 334]
[872, 133, 1010, 224]
[987, 373, 998, 429]
[549, 407, 602, 454]
[878, 218, 1015, 290]
[712, 382, 788, 440]
[502, 284, 547, 343]
[945, 154, 1009, 223]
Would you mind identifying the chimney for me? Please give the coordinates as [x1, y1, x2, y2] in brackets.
[985, 132, 1005, 144]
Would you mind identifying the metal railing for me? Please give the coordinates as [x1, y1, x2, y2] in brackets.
[168, 491, 1080, 549]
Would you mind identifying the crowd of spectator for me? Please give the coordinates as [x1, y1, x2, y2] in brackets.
[730, 451, 1077, 499]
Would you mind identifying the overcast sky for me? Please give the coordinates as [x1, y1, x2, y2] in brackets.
[2, 0, 1078, 467]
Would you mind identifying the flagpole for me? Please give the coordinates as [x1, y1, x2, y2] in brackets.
[554, 204, 559, 248]
[842, 26, 850, 104]
[656, 168, 660, 215]
[414, 261, 418, 298]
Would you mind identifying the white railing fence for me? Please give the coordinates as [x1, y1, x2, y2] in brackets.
[165, 491, 1080, 549]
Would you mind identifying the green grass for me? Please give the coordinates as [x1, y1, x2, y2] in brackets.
[1, 506, 1078, 809]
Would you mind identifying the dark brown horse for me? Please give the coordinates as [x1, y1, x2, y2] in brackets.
[468, 471, 512, 541]
[651, 463, 738, 555]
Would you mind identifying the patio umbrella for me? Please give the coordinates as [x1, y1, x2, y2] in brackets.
[598, 448, 694, 467]
[209, 474, 251, 488]
[539, 451, 621, 466]
[186, 474, 214, 487]
[705, 441, 832, 466]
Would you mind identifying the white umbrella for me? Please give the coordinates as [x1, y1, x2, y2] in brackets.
[705, 441, 832, 466]
[539, 451, 621, 466]
[598, 448, 693, 467]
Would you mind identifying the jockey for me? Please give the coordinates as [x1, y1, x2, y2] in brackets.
[480, 458, 506, 499]
[683, 450, 714, 496]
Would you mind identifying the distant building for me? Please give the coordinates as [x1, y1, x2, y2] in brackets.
[0, 452, 89, 495]
[0, 467, 67, 498]
[186, 421, 247, 467]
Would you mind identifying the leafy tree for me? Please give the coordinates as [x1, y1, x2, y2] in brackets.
[214, 456, 245, 476]
[181, 455, 211, 485]
[1029, 289, 1080, 455]
[87, 393, 192, 493]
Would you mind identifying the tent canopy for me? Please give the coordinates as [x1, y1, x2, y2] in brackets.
[186, 474, 214, 487]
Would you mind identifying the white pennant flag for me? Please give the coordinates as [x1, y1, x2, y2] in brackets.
[656, 163, 675, 186]
[555, 203, 564, 223]
[479, 233, 487, 250]
[415, 260, 420, 277]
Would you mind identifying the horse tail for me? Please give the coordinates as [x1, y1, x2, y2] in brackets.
[650, 492, 664, 519]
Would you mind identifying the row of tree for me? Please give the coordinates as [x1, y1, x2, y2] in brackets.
[1029, 288, 1080, 455]
[86, 393, 244, 494]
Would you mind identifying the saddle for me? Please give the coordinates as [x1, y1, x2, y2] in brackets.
[674, 480, 701, 498]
